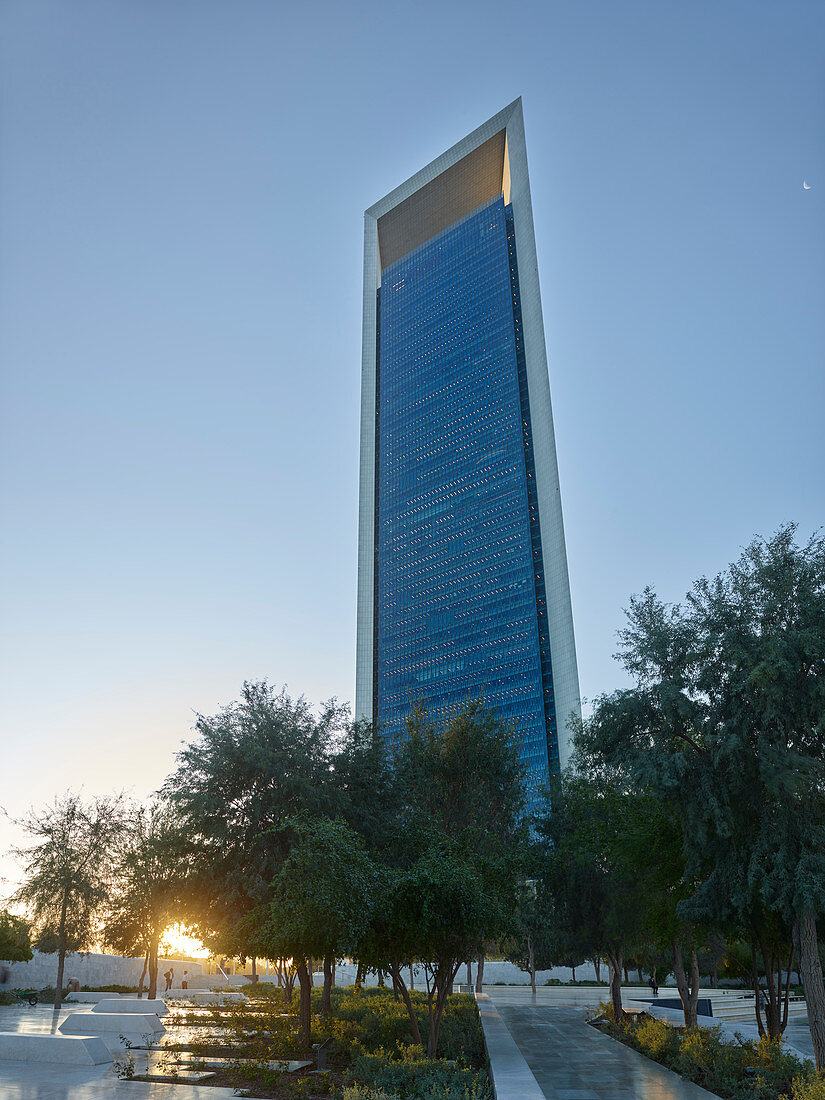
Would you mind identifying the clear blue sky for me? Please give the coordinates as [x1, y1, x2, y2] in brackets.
[1, 0, 823, 878]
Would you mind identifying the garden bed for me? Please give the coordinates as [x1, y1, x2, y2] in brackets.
[118, 983, 492, 1099]
[589, 1006, 823, 1100]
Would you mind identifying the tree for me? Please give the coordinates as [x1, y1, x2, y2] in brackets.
[368, 699, 529, 1057]
[580, 527, 825, 1065]
[10, 791, 128, 1008]
[267, 816, 377, 1048]
[332, 719, 396, 852]
[503, 875, 561, 994]
[103, 804, 193, 999]
[161, 681, 347, 968]
[0, 910, 32, 963]
[537, 772, 652, 1020]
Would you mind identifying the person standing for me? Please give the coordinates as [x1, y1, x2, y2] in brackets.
[164, 968, 174, 992]
[182, 970, 189, 990]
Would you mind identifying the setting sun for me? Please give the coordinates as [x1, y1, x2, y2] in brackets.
[162, 924, 211, 959]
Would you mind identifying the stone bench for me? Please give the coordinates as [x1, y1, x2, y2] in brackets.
[0, 1032, 112, 1065]
[59, 1011, 166, 1038]
[92, 998, 167, 1016]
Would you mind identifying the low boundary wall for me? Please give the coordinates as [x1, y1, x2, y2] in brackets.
[0, 951, 205, 990]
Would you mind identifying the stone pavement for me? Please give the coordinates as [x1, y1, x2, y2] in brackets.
[482, 989, 721, 1100]
[0, 1004, 228, 1098]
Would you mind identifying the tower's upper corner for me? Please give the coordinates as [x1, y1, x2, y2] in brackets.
[365, 99, 525, 222]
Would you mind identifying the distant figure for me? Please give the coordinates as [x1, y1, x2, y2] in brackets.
[648, 975, 659, 997]
[182, 970, 189, 990]
[0, 966, 10, 989]
[164, 968, 174, 992]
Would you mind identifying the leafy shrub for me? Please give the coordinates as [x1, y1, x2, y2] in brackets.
[597, 1011, 820, 1100]
[792, 1075, 825, 1100]
[350, 1044, 492, 1100]
[341, 1089, 401, 1100]
[242, 981, 288, 1003]
[315, 989, 485, 1065]
[635, 1015, 679, 1063]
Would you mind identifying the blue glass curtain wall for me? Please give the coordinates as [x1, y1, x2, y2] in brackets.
[373, 195, 559, 801]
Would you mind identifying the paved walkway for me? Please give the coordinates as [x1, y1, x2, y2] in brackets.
[481, 989, 720, 1100]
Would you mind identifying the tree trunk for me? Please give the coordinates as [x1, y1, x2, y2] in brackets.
[251, 957, 257, 981]
[148, 931, 160, 1000]
[623, 965, 629, 983]
[673, 941, 699, 1028]
[296, 959, 312, 1051]
[409, 965, 415, 991]
[466, 960, 472, 988]
[426, 962, 460, 1058]
[321, 956, 332, 1017]
[53, 891, 70, 1010]
[572, 966, 576, 981]
[308, 957, 314, 986]
[137, 952, 149, 998]
[755, 928, 783, 1039]
[476, 953, 484, 992]
[593, 957, 601, 983]
[529, 936, 536, 995]
[782, 945, 794, 1032]
[637, 967, 643, 983]
[607, 951, 624, 1019]
[377, 967, 385, 988]
[799, 910, 825, 1071]
[389, 957, 423, 1051]
[750, 940, 765, 1039]
[355, 961, 364, 994]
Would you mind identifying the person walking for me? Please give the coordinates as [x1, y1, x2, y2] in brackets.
[164, 968, 174, 992]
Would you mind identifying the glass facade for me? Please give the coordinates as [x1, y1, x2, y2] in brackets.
[374, 195, 558, 798]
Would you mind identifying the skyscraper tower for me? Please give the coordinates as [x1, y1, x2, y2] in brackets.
[356, 99, 580, 799]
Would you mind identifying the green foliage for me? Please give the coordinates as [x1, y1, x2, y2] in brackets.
[634, 1015, 680, 1061]
[350, 1043, 491, 1100]
[268, 816, 377, 962]
[33, 927, 82, 954]
[161, 680, 349, 958]
[0, 909, 32, 962]
[792, 1076, 825, 1100]
[597, 1013, 819, 1100]
[341, 1088, 401, 1100]
[10, 790, 129, 1008]
[317, 989, 485, 1065]
[367, 700, 528, 1056]
[11, 792, 127, 951]
[103, 803, 193, 997]
[535, 770, 660, 1017]
[577, 526, 825, 1059]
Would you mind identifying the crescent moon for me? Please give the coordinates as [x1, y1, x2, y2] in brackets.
[803, 180, 812, 189]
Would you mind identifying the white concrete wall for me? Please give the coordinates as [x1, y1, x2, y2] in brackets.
[331, 959, 604, 988]
[0, 950, 204, 990]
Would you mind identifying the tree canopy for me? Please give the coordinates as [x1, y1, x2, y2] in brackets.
[0, 910, 32, 963]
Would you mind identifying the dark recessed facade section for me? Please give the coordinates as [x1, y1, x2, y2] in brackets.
[376, 130, 506, 270]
